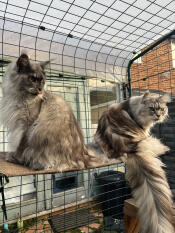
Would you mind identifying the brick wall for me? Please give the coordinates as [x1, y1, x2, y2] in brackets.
[131, 39, 175, 196]
[130, 39, 175, 95]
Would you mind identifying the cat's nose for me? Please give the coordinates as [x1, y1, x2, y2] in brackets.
[37, 87, 42, 95]
[155, 114, 161, 120]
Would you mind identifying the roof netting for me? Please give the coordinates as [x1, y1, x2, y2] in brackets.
[0, 0, 175, 83]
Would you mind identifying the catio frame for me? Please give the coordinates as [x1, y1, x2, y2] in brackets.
[128, 29, 175, 201]
[0, 0, 175, 232]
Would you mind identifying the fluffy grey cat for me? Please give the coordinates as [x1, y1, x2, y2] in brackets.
[0, 53, 99, 171]
[88, 92, 175, 233]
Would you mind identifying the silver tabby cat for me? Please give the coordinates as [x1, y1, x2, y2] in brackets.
[0, 53, 97, 171]
[88, 92, 175, 233]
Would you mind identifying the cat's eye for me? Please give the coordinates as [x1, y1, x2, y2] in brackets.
[30, 76, 43, 82]
[160, 108, 164, 111]
[149, 107, 154, 111]
[30, 76, 37, 82]
[38, 77, 43, 82]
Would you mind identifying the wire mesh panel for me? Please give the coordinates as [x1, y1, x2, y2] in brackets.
[0, 164, 131, 232]
[130, 39, 175, 97]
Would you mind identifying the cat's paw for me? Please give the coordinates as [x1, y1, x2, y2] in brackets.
[110, 153, 127, 163]
[120, 153, 128, 162]
[5, 152, 16, 162]
[44, 165, 55, 170]
[30, 163, 46, 171]
[0, 152, 8, 159]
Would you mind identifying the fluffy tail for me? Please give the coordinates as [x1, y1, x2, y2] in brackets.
[86, 142, 127, 166]
[126, 137, 174, 233]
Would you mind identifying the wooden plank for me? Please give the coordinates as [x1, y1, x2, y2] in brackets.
[124, 215, 139, 233]
[123, 199, 138, 217]
[0, 155, 123, 177]
[124, 198, 175, 233]
[124, 198, 175, 217]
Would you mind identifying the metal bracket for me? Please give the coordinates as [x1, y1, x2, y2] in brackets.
[0, 174, 9, 221]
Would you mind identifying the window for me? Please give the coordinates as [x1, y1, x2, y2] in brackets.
[171, 39, 175, 68]
[45, 75, 91, 207]
[133, 52, 142, 64]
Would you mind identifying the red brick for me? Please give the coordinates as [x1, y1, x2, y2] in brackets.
[79, 226, 93, 232]
[89, 223, 100, 229]
[25, 230, 35, 233]
[131, 39, 174, 94]
[43, 221, 51, 229]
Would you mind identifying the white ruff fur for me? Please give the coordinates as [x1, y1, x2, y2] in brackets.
[0, 63, 25, 151]
[0, 61, 42, 151]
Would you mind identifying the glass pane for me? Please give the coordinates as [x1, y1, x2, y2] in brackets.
[45, 76, 86, 195]
[52, 171, 83, 194]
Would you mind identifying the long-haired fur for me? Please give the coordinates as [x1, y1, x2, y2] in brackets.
[0, 53, 96, 171]
[127, 137, 174, 233]
[93, 92, 174, 233]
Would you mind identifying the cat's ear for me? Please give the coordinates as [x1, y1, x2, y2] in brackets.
[40, 60, 50, 70]
[159, 94, 171, 103]
[17, 53, 30, 73]
[142, 90, 150, 103]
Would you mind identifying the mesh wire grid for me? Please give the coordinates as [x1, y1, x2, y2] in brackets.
[1, 165, 130, 232]
[0, 0, 175, 232]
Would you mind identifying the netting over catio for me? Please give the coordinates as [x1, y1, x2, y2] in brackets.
[0, 0, 175, 81]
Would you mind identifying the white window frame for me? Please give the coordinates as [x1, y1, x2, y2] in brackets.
[133, 52, 142, 64]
